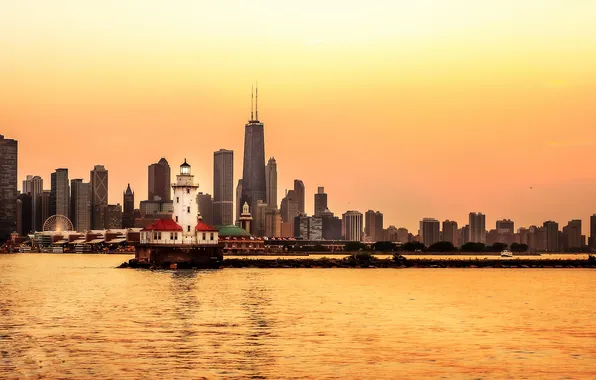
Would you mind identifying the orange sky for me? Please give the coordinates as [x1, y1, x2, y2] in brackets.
[1, 0, 595, 233]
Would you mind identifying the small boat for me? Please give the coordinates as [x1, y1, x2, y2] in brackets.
[501, 249, 513, 258]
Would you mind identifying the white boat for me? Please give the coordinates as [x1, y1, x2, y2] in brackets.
[501, 249, 513, 257]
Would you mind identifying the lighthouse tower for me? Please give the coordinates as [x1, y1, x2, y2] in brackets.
[172, 159, 199, 244]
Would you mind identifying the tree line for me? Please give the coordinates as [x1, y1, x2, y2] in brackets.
[344, 241, 530, 253]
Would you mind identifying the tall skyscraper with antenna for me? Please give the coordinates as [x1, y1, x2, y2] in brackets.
[240, 85, 266, 233]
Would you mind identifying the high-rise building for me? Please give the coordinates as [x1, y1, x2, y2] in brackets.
[496, 219, 515, 234]
[294, 214, 323, 240]
[37, 190, 51, 229]
[122, 184, 135, 228]
[16, 193, 32, 236]
[459, 225, 470, 245]
[70, 179, 91, 232]
[342, 210, 363, 241]
[213, 149, 234, 225]
[253, 200, 268, 237]
[240, 87, 267, 232]
[591, 215, 596, 249]
[321, 208, 342, 240]
[22, 175, 43, 231]
[442, 220, 458, 246]
[280, 190, 300, 236]
[265, 157, 277, 210]
[365, 210, 384, 241]
[0, 135, 17, 241]
[90, 165, 108, 229]
[265, 208, 282, 237]
[469, 212, 486, 243]
[50, 168, 69, 218]
[562, 219, 582, 251]
[314, 187, 328, 217]
[104, 204, 122, 229]
[293, 180, 305, 214]
[148, 158, 171, 201]
[420, 218, 440, 247]
[197, 192, 214, 226]
[397, 228, 409, 243]
[235, 179, 243, 225]
[543, 221, 559, 252]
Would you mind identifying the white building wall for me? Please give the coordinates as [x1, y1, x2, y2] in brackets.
[173, 174, 199, 244]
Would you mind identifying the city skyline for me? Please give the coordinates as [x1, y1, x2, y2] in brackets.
[3, 1, 596, 233]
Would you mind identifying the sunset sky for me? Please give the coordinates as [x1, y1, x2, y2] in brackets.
[2, 0, 595, 232]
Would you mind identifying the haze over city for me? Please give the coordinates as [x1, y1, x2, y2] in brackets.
[2, 0, 596, 232]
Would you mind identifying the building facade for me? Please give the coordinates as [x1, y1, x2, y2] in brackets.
[50, 168, 69, 218]
[293, 180, 305, 214]
[122, 184, 135, 228]
[314, 186, 328, 217]
[148, 158, 171, 201]
[342, 210, 363, 241]
[442, 220, 458, 247]
[16, 193, 32, 236]
[197, 192, 214, 226]
[0, 135, 17, 241]
[265, 157, 277, 210]
[23, 175, 43, 231]
[70, 179, 91, 232]
[420, 218, 440, 247]
[365, 210, 383, 242]
[294, 214, 323, 240]
[90, 165, 108, 229]
[213, 149, 234, 225]
[543, 221, 559, 252]
[591, 214, 596, 249]
[469, 212, 486, 243]
[280, 190, 299, 236]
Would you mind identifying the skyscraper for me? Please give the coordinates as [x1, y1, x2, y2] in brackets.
[197, 192, 214, 226]
[16, 193, 32, 236]
[442, 220, 458, 246]
[314, 187, 328, 217]
[265, 208, 282, 237]
[22, 175, 43, 230]
[365, 210, 384, 241]
[240, 86, 266, 232]
[469, 212, 486, 243]
[70, 179, 91, 232]
[235, 179, 243, 224]
[0, 135, 17, 241]
[342, 210, 363, 241]
[294, 180, 305, 214]
[543, 221, 559, 252]
[420, 218, 440, 247]
[265, 157, 277, 209]
[280, 190, 300, 235]
[496, 219, 515, 234]
[213, 149, 234, 225]
[50, 168, 69, 218]
[148, 158, 171, 201]
[122, 184, 135, 228]
[562, 219, 582, 251]
[37, 190, 51, 229]
[91, 165, 108, 229]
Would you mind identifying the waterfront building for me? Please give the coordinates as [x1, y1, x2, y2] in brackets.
[342, 210, 363, 241]
[104, 204, 122, 229]
[253, 200, 268, 237]
[90, 165, 108, 229]
[137, 160, 222, 267]
[294, 214, 323, 240]
[469, 212, 486, 243]
[22, 175, 43, 231]
[0, 135, 17, 241]
[197, 192, 214, 226]
[321, 208, 342, 240]
[518, 227, 529, 245]
[70, 179, 91, 232]
[365, 210, 384, 242]
[139, 200, 173, 216]
[148, 158, 171, 201]
[383, 225, 398, 242]
[235, 179, 243, 224]
[122, 184, 135, 229]
[240, 87, 267, 232]
[562, 219, 582, 251]
[238, 202, 253, 233]
[213, 149, 234, 225]
[294, 180, 305, 214]
[265, 208, 282, 237]
[265, 157, 277, 210]
[420, 218, 440, 247]
[442, 220, 458, 247]
[16, 193, 32, 236]
[50, 168, 70, 218]
[314, 187, 327, 217]
[496, 219, 515, 234]
[543, 221, 559, 252]
[37, 190, 51, 229]
[216, 224, 264, 254]
[459, 225, 470, 245]
[397, 228, 409, 243]
[280, 190, 300, 236]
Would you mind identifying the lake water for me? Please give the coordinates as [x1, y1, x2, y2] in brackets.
[1, 254, 595, 379]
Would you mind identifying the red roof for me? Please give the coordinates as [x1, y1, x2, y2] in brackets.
[141, 219, 183, 232]
[195, 220, 218, 232]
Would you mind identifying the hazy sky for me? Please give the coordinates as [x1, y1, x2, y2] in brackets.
[2, 0, 595, 232]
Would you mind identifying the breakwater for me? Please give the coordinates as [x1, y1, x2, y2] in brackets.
[119, 254, 596, 269]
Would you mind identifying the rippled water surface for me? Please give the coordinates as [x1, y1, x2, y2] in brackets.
[1, 254, 595, 379]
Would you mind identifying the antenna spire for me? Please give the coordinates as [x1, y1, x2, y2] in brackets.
[255, 82, 259, 121]
[251, 85, 254, 121]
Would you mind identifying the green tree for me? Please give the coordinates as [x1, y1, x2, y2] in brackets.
[461, 242, 485, 252]
[510, 243, 529, 252]
[344, 242, 366, 252]
[428, 241, 456, 252]
[402, 241, 426, 252]
[372, 241, 397, 252]
[491, 242, 508, 252]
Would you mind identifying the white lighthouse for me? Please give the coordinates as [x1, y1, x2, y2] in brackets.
[172, 159, 199, 244]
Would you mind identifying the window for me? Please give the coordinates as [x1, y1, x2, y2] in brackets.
[210, 233, 214, 241]
[170, 232, 173, 240]
[187, 226, 190, 232]
[202, 233, 206, 240]
[186, 189, 190, 194]
[174, 233, 178, 240]
[175, 216, 178, 222]
[157, 232, 162, 240]
[176, 197, 179, 203]
[153, 232, 157, 240]
[187, 206, 190, 213]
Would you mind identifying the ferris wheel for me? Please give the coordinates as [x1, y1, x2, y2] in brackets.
[43, 215, 74, 232]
